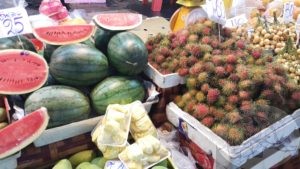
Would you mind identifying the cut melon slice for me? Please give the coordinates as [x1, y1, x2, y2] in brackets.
[0, 49, 48, 95]
[0, 107, 49, 159]
[93, 13, 142, 31]
[33, 25, 95, 45]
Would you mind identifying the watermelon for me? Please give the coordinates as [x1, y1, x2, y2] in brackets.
[33, 25, 95, 45]
[94, 27, 118, 55]
[25, 85, 91, 128]
[91, 76, 145, 114]
[93, 13, 142, 31]
[43, 44, 60, 63]
[0, 49, 48, 95]
[107, 32, 148, 75]
[0, 36, 37, 52]
[0, 107, 49, 159]
[50, 44, 109, 86]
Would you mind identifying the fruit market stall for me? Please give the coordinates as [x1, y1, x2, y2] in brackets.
[1, 0, 300, 169]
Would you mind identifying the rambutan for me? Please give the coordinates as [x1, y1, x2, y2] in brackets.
[252, 49, 262, 59]
[161, 69, 171, 75]
[212, 55, 224, 66]
[222, 28, 232, 37]
[226, 54, 237, 64]
[211, 108, 226, 120]
[184, 44, 193, 51]
[201, 116, 215, 127]
[180, 50, 189, 57]
[188, 34, 199, 43]
[224, 104, 236, 112]
[229, 74, 240, 82]
[256, 111, 268, 120]
[228, 95, 239, 105]
[196, 91, 206, 102]
[274, 83, 283, 94]
[202, 27, 212, 36]
[188, 89, 197, 96]
[203, 20, 214, 27]
[211, 39, 220, 48]
[216, 96, 226, 107]
[179, 57, 188, 68]
[193, 104, 210, 119]
[201, 83, 210, 94]
[237, 69, 249, 80]
[212, 123, 229, 139]
[146, 43, 153, 52]
[212, 49, 222, 55]
[225, 64, 235, 74]
[184, 100, 197, 113]
[204, 62, 215, 73]
[227, 127, 245, 145]
[239, 91, 251, 100]
[255, 99, 270, 107]
[197, 72, 208, 84]
[161, 62, 169, 69]
[182, 92, 192, 101]
[236, 40, 246, 50]
[199, 44, 213, 53]
[201, 36, 211, 44]
[226, 112, 242, 124]
[215, 66, 226, 78]
[191, 45, 202, 57]
[187, 56, 198, 66]
[260, 90, 274, 100]
[238, 80, 254, 90]
[222, 81, 237, 96]
[292, 91, 300, 101]
[155, 54, 165, 64]
[240, 101, 252, 113]
[220, 39, 235, 49]
[207, 89, 220, 104]
[244, 125, 260, 138]
[186, 77, 197, 89]
[160, 37, 171, 47]
[177, 68, 189, 76]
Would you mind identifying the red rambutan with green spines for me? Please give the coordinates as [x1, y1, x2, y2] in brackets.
[274, 83, 283, 94]
[224, 104, 236, 112]
[291, 91, 300, 101]
[150, 62, 159, 70]
[227, 126, 245, 145]
[201, 83, 210, 94]
[260, 89, 274, 100]
[212, 123, 229, 139]
[211, 108, 226, 120]
[255, 58, 266, 65]
[237, 69, 250, 80]
[220, 39, 235, 49]
[255, 99, 270, 107]
[215, 96, 226, 107]
[179, 57, 188, 68]
[236, 39, 246, 50]
[226, 111, 242, 124]
[197, 72, 208, 84]
[146, 43, 153, 52]
[222, 48, 233, 55]
[229, 74, 240, 82]
[155, 54, 165, 64]
[222, 28, 233, 37]
[184, 99, 197, 113]
[196, 91, 206, 102]
[187, 56, 198, 66]
[171, 40, 180, 49]
[239, 91, 251, 100]
[202, 27, 212, 36]
[186, 77, 197, 89]
[211, 39, 220, 48]
[212, 55, 224, 66]
[203, 62, 215, 73]
[188, 34, 199, 43]
[215, 66, 226, 78]
[199, 44, 213, 54]
[225, 64, 235, 74]
[226, 54, 237, 64]
[180, 50, 189, 57]
[201, 36, 211, 44]
[159, 47, 170, 56]
[193, 104, 210, 119]
[201, 116, 215, 128]
[161, 62, 169, 69]
[168, 32, 176, 40]
[218, 79, 226, 86]
[203, 20, 214, 27]
[256, 111, 268, 120]
[207, 88, 220, 104]
[177, 68, 189, 76]
[240, 101, 252, 113]
[212, 49, 222, 55]
[188, 89, 198, 96]
[238, 80, 254, 90]
[203, 53, 212, 62]
[161, 69, 172, 75]
[252, 49, 262, 59]
[228, 95, 239, 105]
[191, 45, 202, 57]
[222, 81, 237, 96]
[246, 56, 255, 65]
[244, 125, 260, 138]
[160, 37, 171, 47]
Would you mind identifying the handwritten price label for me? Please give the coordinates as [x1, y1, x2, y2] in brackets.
[206, 0, 226, 25]
[104, 160, 126, 169]
[224, 14, 248, 28]
[0, 7, 32, 38]
[283, 2, 294, 23]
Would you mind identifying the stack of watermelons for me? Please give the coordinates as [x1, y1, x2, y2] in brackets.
[0, 15, 148, 129]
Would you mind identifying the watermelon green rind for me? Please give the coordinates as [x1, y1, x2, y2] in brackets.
[0, 107, 49, 159]
[43, 44, 60, 63]
[0, 36, 37, 52]
[91, 76, 145, 114]
[33, 25, 95, 45]
[50, 44, 109, 86]
[24, 85, 91, 128]
[93, 13, 142, 31]
[107, 32, 148, 75]
[0, 49, 48, 95]
[94, 27, 118, 55]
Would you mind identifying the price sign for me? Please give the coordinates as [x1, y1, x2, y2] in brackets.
[0, 7, 32, 38]
[206, 0, 227, 25]
[224, 14, 248, 28]
[283, 2, 294, 23]
[104, 160, 126, 169]
[65, 0, 106, 3]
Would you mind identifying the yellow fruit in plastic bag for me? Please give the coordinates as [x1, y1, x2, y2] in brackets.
[296, 0, 300, 7]
[60, 18, 87, 25]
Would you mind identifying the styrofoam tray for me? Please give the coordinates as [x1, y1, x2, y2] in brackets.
[0, 152, 21, 169]
[144, 63, 185, 88]
[166, 102, 300, 169]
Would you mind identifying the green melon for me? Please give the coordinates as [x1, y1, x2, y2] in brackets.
[107, 32, 148, 75]
[0, 35, 36, 52]
[25, 85, 91, 128]
[50, 44, 109, 86]
[91, 76, 145, 115]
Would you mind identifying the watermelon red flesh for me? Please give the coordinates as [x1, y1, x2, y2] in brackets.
[33, 25, 95, 45]
[0, 107, 49, 159]
[93, 13, 142, 31]
[0, 49, 48, 95]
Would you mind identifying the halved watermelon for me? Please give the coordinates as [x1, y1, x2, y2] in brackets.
[93, 13, 142, 31]
[0, 49, 48, 95]
[0, 107, 49, 159]
[33, 25, 95, 45]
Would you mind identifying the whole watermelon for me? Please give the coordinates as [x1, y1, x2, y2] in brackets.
[0, 35, 36, 52]
[43, 44, 60, 63]
[107, 32, 148, 75]
[50, 44, 109, 86]
[94, 27, 118, 55]
[91, 76, 145, 115]
[25, 85, 91, 128]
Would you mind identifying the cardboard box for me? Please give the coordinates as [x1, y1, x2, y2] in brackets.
[166, 102, 300, 169]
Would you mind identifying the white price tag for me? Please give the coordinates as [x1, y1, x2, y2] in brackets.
[224, 14, 248, 28]
[104, 160, 126, 169]
[0, 7, 32, 38]
[283, 2, 294, 23]
[206, 0, 227, 25]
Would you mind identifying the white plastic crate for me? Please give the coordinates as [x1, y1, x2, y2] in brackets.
[166, 102, 300, 169]
[144, 63, 186, 88]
